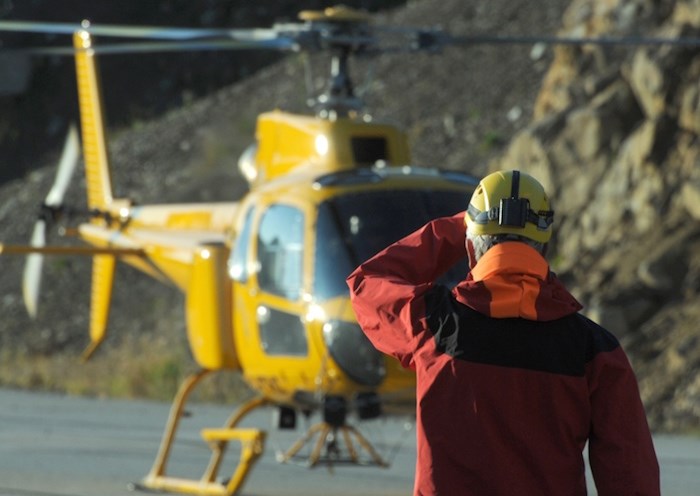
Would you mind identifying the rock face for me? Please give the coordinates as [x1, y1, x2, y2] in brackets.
[491, 0, 700, 431]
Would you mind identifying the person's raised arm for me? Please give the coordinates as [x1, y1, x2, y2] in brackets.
[346, 212, 466, 367]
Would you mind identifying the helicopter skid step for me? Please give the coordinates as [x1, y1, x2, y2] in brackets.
[139, 370, 270, 496]
[138, 426, 266, 496]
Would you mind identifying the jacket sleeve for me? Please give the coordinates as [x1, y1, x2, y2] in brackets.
[346, 212, 467, 368]
[587, 343, 660, 495]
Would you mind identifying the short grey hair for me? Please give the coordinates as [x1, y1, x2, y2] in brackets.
[467, 232, 546, 263]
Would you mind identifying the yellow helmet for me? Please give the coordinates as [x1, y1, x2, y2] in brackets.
[465, 170, 554, 243]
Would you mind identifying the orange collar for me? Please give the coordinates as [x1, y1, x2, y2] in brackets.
[470, 242, 549, 283]
[457, 242, 575, 320]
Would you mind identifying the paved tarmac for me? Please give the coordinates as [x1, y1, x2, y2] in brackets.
[0, 388, 698, 495]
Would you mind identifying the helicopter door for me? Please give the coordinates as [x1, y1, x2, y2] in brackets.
[230, 202, 311, 395]
[254, 203, 307, 356]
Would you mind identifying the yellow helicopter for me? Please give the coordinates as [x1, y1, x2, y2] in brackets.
[0, 6, 478, 495]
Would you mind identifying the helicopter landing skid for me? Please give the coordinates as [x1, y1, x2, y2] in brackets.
[277, 422, 389, 469]
[137, 369, 270, 496]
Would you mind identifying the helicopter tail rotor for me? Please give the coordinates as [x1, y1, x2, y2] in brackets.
[22, 123, 80, 318]
[22, 219, 46, 318]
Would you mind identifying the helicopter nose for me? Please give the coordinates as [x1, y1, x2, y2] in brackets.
[322, 319, 386, 387]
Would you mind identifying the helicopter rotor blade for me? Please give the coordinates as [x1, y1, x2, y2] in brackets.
[367, 26, 700, 53]
[0, 20, 282, 41]
[2, 17, 700, 60]
[0, 20, 303, 56]
[45, 123, 79, 206]
[9, 33, 700, 58]
[435, 32, 700, 49]
[22, 220, 46, 319]
[21, 123, 80, 318]
[3, 38, 299, 57]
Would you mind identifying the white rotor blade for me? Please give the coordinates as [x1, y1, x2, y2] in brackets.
[0, 20, 240, 39]
[9, 36, 298, 57]
[22, 219, 46, 319]
[45, 123, 79, 207]
[22, 124, 79, 318]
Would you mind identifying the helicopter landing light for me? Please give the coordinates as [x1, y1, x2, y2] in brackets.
[304, 303, 326, 323]
[256, 305, 270, 324]
[315, 134, 329, 156]
[228, 263, 243, 280]
[119, 207, 130, 221]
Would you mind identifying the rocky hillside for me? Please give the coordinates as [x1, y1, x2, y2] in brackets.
[1, 0, 698, 432]
[491, 0, 700, 432]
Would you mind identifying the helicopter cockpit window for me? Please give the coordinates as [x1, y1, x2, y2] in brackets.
[257, 204, 304, 300]
[228, 206, 254, 282]
[314, 189, 469, 300]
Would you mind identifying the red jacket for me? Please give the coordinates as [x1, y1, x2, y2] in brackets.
[347, 212, 659, 496]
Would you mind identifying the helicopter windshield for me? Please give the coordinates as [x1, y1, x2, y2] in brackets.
[314, 189, 469, 300]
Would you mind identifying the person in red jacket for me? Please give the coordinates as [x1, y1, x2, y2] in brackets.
[347, 170, 659, 496]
